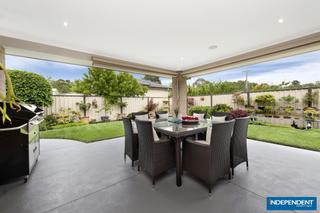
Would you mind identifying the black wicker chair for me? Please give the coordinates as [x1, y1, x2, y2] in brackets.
[135, 120, 175, 186]
[230, 117, 250, 176]
[183, 120, 235, 194]
[155, 111, 168, 119]
[131, 112, 149, 120]
[123, 117, 139, 167]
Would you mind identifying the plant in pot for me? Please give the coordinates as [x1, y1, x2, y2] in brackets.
[117, 101, 127, 119]
[0, 63, 20, 126]
[229, 109, 248, 119]
[76, 101, 91, 123]
[283, 106, 294, 119]
[303, 107, 319, 121]
[145, 98, 158, 118]
[263, 106, 273, 118]
[99, 99, 112, 122]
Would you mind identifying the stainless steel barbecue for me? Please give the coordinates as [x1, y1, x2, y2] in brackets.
[0, 102, 44, 183]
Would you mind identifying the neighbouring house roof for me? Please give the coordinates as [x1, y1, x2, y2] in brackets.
[139, 79, 171, 89]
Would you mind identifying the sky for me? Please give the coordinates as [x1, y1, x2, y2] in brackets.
[5, 49, 320, 86]
[188, 50, 320, 85]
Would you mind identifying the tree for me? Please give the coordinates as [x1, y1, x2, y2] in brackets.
[143, 75, 162, 84]
[290, 80, 301, 87]
[9, 70, 52, 107]
[51, 79, 73, 93]
[76, 67, 148, 104]
[192, 78, 210, 87]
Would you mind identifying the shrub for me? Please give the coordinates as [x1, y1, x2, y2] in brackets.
[229, 109, 248, 119]
[9, 70, 52, 107]
[279, 95, 298, 107]
[303, 107, 319, 121]
[56, 108, 80, 124]
[210, 104, 232, 114]
[284, 106, 294, 116]
[188, 106, 211, 118]
[255, 94, 276, 107]
[264, 106, 273, 114]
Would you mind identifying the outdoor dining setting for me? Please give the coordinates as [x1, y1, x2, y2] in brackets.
[123, 110, 250, 194]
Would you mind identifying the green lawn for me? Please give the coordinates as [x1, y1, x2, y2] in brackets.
[41, 121, 320, 151]
[248, 124, 320, 151]
[40, 121, 124, 143]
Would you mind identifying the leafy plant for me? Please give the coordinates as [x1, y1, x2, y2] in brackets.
[229, 109, 248, 119]
[263, 105, 273, 114]
[9, 69, 52, 107]
[211, 104, 233, 113]
[188, 106, 211, 118]
[303, 107, 319, 121]
[284, 106, 294, 117]
[56, 108, 81, 124]
[0, 63, 20, 124]
[76, 101, 91, 117]
[255, 94, 276, 107]
[279, 95, 298, 107]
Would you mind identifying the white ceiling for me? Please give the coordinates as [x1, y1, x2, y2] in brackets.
[0, 0, 319, 71]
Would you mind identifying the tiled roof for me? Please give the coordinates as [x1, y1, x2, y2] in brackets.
[139, 79, 170, 89]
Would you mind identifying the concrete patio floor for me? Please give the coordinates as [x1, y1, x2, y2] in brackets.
[0, 138, 319, 213]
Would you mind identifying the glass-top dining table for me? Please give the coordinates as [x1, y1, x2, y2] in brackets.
[154, 119, 211, 187]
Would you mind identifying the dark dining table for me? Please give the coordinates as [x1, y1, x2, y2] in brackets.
[154, 119, 211, 187]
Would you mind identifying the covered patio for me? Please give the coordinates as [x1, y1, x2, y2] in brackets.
[0, 138, 319, 213]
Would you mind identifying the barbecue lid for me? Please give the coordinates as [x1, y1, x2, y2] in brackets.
[0, 102, 42, 122]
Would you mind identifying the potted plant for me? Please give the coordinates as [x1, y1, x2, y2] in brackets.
[303, 107, 319, 129]
[283, 106, 294, 119]
[229, 109, 248, 119]
[264, 106, 273, 118]
[145, 98, 158, 118]
[76, 101, 91, 123]
[99, 99, 112, 122]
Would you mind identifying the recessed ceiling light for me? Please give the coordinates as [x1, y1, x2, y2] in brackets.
[278, 18, 284, 24]
[63, 21, 69, 27]
[208, 45, 218, 50]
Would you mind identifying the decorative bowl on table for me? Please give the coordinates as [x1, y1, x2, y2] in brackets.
[181, 116, 199, 124]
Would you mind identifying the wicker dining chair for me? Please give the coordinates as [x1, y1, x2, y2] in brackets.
[183, 120, 235, 194]
[123, 117, 139, 167]
[230, 117, 250, 176]
[155, 111, 168, 119]
[131, 111, 149, 120]
[135, 120, 175, 186]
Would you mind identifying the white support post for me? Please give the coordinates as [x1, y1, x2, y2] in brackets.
[171, 73, 187, 116]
